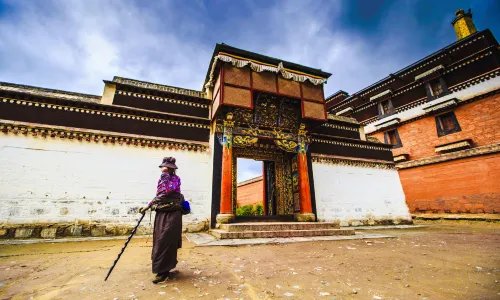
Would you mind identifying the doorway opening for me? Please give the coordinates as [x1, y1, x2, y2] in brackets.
[236, 158, 264, 217]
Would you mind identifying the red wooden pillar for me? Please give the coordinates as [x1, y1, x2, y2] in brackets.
[220, 143, 233, 214]
[298, 152, 313, 214]
[216, 113, 235, 224]
[295, 124, 316, 222]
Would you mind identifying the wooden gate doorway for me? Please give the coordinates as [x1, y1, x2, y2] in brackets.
[232, 147, 298, 222]
[215, 91, 316, 225]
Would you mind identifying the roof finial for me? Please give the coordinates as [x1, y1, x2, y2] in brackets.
[451, 8, 477, 40]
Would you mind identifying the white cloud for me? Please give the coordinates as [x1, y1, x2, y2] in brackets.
[224, 0, 438, 96]
[237, 158, 262, 183]
[0, 0, 443, 178]
[0, 0, 211, 94]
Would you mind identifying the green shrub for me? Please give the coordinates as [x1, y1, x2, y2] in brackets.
[236, 204, 254, 216]
[236, 203, 265, 216]
[254, 204, 264, 216]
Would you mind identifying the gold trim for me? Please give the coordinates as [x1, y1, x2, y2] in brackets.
[233, 135, 258, 147]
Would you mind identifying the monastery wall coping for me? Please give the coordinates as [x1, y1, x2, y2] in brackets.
[0, 81, 101, 104]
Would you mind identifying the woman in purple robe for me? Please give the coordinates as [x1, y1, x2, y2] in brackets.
[139, 157, 183, 284]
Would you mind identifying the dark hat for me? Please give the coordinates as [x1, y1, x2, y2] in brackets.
[159, 157, 178, 169]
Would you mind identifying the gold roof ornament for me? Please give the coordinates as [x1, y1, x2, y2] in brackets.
[452, 9, 477, 40]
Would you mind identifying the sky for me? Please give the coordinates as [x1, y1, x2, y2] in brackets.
[0, 0, 499, 181]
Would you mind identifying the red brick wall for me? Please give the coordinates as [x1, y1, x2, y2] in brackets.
[237, 179, 264, 207]
[399, 153, 500, 213]
[371, 94, 500, 160]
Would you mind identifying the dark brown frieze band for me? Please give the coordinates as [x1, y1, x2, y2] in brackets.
[116, 90, 209, 108]
[0, 121, 209, 152]
[0, 97, 210, 129]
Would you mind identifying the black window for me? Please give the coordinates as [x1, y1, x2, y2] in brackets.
[431, 80, 445, 97]
[384, 129, 402, 148]
[425, 78, 449, 100]
[378, 99, 394, 118]
[435, 111, 461, 136]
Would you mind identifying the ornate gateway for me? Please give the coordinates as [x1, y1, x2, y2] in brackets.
[215, 91, 315, 223]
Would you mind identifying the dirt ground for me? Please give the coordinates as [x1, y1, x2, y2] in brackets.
[0, 221, 499, 300]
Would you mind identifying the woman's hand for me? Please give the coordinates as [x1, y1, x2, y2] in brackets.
[138, 206, 150, 214]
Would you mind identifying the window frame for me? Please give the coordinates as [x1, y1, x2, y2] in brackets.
[384, 129, 403, 149]
[377, 99, 395, 119]
[435, 111, 461, 137]
[425, 77, 449, 100]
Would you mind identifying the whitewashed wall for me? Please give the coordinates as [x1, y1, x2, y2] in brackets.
[312, 162, 411, 225]
[0, 134, 212, 226]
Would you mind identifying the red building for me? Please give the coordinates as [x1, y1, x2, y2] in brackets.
[237, 176, 264, 208]
[328, 9, 500, 214]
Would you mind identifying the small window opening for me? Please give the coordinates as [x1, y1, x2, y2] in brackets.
[378, 99, 394, 118]
[436, 111, 461, 136]
[384, 129, 402, 148]
[430, 80, 445, 97]
[381, 100, 391, 115]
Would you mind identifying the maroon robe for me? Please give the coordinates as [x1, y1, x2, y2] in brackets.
[151, 173, 182, 275]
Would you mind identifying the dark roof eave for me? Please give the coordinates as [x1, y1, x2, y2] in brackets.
[326, 90, 349, 101]
[0, 81, 101, 104]
[104, 80, 210, 103]
[203, 43, 332, 88]
[335, 29, 496, 106]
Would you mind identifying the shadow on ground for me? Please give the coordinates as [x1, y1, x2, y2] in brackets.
[0, 221, 499, 299]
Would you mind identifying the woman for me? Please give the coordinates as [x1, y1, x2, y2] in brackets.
[139, 157, 183, 284]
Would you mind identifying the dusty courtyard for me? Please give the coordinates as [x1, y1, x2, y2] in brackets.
[0, 221, 499, 300]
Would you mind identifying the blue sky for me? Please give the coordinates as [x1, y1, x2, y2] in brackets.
[0, 0, 498, 181]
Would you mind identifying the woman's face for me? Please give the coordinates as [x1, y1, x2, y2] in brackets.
[161, 167, 175, 173]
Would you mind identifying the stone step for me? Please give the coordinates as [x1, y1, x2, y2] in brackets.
[220, 222, 340, 232]
[210, 229, 354, 239]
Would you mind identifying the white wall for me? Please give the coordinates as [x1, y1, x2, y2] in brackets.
[312, 161, 411, 225]
[0, 134, 212, 226]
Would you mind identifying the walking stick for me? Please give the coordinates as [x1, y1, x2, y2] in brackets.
[104, 207, 150, 281]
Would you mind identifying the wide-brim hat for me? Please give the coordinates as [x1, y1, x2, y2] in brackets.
[159, 157, 178, 169]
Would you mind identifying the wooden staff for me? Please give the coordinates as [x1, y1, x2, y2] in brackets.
[104, 207, 150, 281]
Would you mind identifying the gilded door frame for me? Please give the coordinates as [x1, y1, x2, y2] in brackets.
[232, 147, 294, 216]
